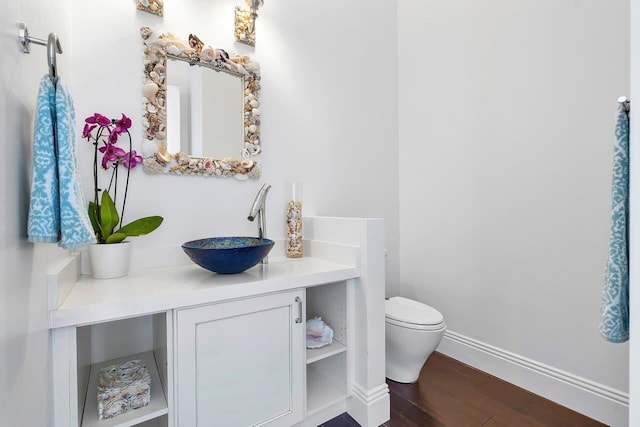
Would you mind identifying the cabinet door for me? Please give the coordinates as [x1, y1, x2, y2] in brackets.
[175, 290, 305, 427]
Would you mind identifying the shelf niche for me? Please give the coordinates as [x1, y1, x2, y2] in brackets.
[305, 281, 349, 416]
[76, 313, 170, 427]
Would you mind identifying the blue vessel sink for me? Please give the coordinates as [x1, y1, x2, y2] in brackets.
[182, 237, 275, 274]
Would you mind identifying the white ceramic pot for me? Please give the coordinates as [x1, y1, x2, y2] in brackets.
[88, 241, 132, 279]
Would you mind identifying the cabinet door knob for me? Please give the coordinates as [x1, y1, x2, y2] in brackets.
[294, 296, 303, 324]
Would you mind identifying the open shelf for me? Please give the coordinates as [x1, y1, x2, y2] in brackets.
[306, 362, 348, 415]
[131, 416, 167, 427]
[305, 282, 348, 417]
[306, 340, 346, 364]
[81, 351, 168, 427]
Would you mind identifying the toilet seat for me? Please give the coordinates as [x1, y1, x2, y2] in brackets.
[385, 297, 445, 330]
[385, 317, 446, 331]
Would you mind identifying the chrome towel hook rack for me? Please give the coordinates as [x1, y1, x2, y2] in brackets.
[618, 96, 630, 114]
[18, 22, 63, 80]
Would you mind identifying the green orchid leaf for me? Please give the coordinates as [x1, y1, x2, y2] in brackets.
[105, 232, 127, 244]
[87, 201, 100, 235]
[99, 191, 120, 239]
[88, 201, 108, 243]
[117, 216, 164, 237]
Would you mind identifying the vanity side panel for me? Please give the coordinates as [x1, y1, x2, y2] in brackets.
[52, 326, 79, 427]
[344, 219, 390, 426]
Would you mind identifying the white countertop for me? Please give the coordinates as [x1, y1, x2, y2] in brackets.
[50, 256, 359, 329]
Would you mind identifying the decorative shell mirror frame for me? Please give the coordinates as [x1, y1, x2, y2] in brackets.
[140, 26, 262, 179]
[136, 0, 163, 17]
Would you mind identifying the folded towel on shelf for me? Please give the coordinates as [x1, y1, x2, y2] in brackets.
[600, 103, 630, 343]
[54, 78, 95, 249]
[28, 76, 60, 243]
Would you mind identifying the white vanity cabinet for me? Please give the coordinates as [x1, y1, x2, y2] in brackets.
[174, 290, 305, 426]
[49, 217, 389, 427]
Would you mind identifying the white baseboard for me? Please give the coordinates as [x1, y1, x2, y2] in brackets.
[347, 383, 391, 427]
[437, 330, 628, 427]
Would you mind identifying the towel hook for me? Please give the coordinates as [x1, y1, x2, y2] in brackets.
[17, 22, 63, 79]
[618, 96, 630, 113]
[618, 96, 631, 113]
[47, 33, 62, 79]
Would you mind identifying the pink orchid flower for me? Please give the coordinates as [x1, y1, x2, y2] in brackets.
[120, 150, 143, 169]
[82, 123, 97, 139]
[85, 113, 111, 127]
[108, 129, 119, 145]
[114, 114, 132, 134]
[98, 142, 126, 169]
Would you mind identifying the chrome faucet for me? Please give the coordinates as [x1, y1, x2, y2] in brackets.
[247, 183, 271, 263]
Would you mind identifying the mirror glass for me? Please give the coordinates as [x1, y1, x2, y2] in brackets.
[166, 59, 244, 159]
[140, 27, 262, 179]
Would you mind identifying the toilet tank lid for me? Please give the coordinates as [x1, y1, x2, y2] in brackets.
[385, 296, 444, 325]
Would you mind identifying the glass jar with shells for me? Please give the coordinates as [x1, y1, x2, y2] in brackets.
[286, 183, 303, 258]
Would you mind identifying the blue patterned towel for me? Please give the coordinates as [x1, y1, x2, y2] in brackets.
[55, 78, 96, 249]
[27, 76, 60, 243]
[27, 76, 95, 248]
[600, 103, 630, 343]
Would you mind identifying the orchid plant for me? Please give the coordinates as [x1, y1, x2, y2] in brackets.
[83, 113, 163, 244]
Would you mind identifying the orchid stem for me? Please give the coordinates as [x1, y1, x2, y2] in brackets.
[121, 129, 132, 228]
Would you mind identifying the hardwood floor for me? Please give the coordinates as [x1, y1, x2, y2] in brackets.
[320, 352, 606, 427]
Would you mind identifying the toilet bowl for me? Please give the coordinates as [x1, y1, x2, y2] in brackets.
[385, 296, 446, 383]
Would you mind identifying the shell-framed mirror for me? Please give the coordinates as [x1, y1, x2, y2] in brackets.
[140, 26, 262, 179]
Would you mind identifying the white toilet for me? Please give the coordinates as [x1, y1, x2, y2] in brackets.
[385, 296, 446, 383]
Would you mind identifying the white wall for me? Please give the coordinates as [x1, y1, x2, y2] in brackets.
[9, 1, 628, 424]
[70, 0, 400, 295]
[629, 0, 640, 423]
[0, 2, 397, 425]
[0, 1, 73, 425]
[398, 0, 629, 424]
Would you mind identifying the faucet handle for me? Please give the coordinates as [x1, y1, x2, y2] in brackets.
[248, 183, 271, 221]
